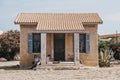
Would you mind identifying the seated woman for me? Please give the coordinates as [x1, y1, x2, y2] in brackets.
[31, 55, 41, 69]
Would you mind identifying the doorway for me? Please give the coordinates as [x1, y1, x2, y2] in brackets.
[54, 33, 65, 61]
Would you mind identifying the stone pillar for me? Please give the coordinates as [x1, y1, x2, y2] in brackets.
[41, 33, 47, 65]
[74, 33, 80, 64]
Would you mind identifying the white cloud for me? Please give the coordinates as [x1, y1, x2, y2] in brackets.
[105, 12, 120, 22]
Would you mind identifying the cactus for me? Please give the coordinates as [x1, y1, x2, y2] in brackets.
[99, 49, 114, 67]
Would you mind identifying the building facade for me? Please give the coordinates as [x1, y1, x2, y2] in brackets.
[14, 13, 103, 67]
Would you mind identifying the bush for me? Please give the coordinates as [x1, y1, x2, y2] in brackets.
[109, 43, 120, 60]
[99, 49, 114, 67]
[0, 30, 20, 60]
[98, 40, 109, 52]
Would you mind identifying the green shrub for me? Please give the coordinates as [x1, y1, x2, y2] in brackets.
[99, 49, 114, 67]
[109, 43, 120, 60]
[98, 40, 109, 52]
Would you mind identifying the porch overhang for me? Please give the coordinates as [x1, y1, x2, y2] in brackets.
[36, 22, 88, 33]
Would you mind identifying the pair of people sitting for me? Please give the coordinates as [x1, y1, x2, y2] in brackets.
[31, 55, 41, 70]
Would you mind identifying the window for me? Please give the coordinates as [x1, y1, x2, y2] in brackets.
[33, 33, 41, 53]
[28, 33, 41, 53]
[79, 34, 86, 53]
[79, 33, 90, 53]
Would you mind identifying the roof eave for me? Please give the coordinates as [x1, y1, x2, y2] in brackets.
[33, 30, 88, 33]
[14, 22, 38, 25]
[83, 22, 103, 25]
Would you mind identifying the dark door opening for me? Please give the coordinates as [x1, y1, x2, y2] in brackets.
[54, 33, 65, 61]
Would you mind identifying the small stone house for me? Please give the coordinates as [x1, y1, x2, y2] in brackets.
[14, 13, 103, 67]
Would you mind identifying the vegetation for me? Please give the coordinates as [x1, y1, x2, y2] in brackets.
[0, 30, 20, 60]
[98, 40, 109, 52]
[99, 49, 114, 67]
[99, 38, 120, 60]
[109, 43, 120, 60]
[98, 35, 120, 67]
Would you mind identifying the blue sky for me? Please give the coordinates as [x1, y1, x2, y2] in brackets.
[0, 0, 120, 35]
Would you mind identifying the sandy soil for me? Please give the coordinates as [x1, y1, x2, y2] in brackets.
[0, 61, 120, 80]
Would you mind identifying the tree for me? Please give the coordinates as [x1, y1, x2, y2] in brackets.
[0, 30, 20, 60]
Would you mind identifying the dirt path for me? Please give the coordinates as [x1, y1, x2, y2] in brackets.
[0, 61, 120, 80]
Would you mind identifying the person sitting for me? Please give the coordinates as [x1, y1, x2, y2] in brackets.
[31, 55, 41, 70]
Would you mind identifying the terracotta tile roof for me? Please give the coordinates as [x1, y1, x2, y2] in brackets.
[36, 21, 84, 31]
[14, 13, 103, 31]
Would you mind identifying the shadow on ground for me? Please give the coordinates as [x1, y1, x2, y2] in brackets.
[0, 65, 20, 70]
[0, 64, 31, 70]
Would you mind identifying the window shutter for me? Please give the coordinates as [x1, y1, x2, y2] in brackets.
[86, 33, 90, 53]
[28, 33, 33, 53]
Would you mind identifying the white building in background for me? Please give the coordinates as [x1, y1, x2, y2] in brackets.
[0, 29, 3, 35]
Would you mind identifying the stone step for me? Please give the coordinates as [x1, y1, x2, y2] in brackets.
[46, 64, 75, 66]
[37, 64, 84, 70]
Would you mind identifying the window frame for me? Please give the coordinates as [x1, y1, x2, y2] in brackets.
[32, 33, 41, 53]
[28, 33, 41, 54]
[79, 34, 86, 53]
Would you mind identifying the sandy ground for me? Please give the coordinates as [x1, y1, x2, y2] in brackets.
[0, 61, 120, 80]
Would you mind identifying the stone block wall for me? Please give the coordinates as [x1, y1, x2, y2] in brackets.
[20, 25, 41, 67]
[20, 24, 98, 67]
[80, 24, 98, 66]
